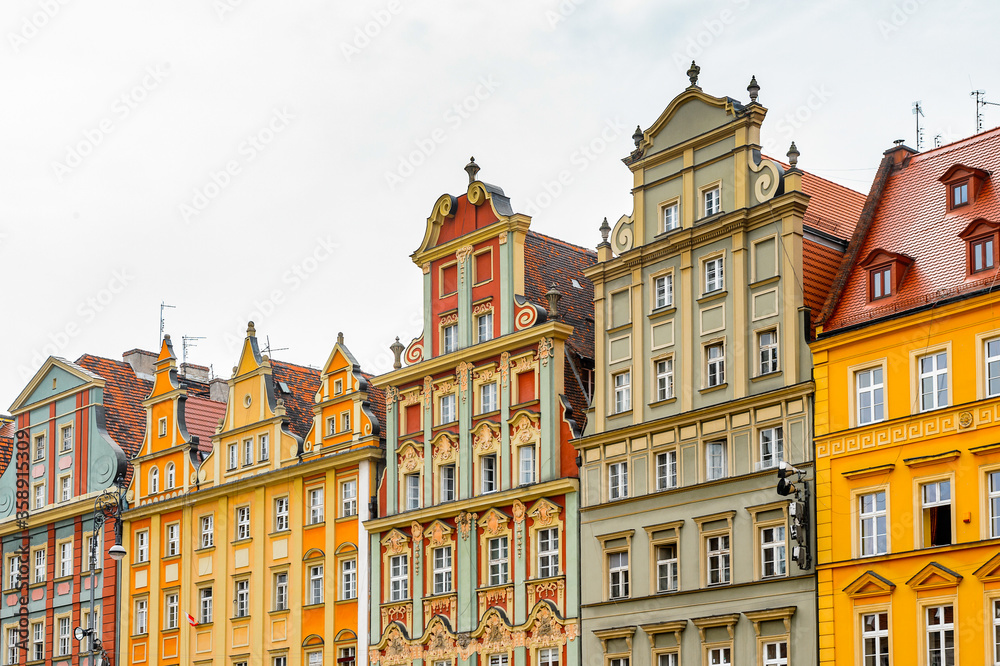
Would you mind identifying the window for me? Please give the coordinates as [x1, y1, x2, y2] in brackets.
[478, 312, 494, 343]
[60, 425, 73, 452]
[443, 324, 458, 354]
[334, 378, 343, 395]
[656, 450, 677, 491]
[33, 433, 45, 461]
[339, 647, 357, 666]
[6, 556, 18, 589]
[609, 461, 628, 500]
[165, 462, 175, 489]
[405, 474, 420, 510]
[166, 523, 179, 556]
[242, 438, 253, 466]
[84, 534, 97, 571]
[227, 442, 238, 470]
[861, 612, 889, 666]
[327, 416, 336, 436]
[859, 491, 888, 556]
[433, 546, 452, 594]
[481, 455, 497, 493]
[953, 182, 968, 207]
[7, 627, 18, 664]
[608, 551, 629, 599]
[759, 427, 784, 470]
[308, 487, 325, 524]
[200, 514, 214, 548]
[341, 559, 357, 599]
[610, 660, 629, 666]
[236, 506, 251, 541]
[274, 572, 288, 610]
[389, 554, 408, 601]
[309, 564, 323, 604]
[59, 474, 71, 501]
[480, 382, 498, 413]
[32, 482, 44, 509]
[921, 480, 952, 547]
[440, 394, 456, 423]
[987, 339, 1000, 398]
[235, 579, 250, 617]
[919, 352, 949, 411]
[761, 525, 786, 578]
[704, 186, 721, 217]
[990, 471, 1000, 538]
[275, 497, 289, 531]
[136, 530, 149, 562]
[871, 265, 891, 300]
[59, 541, 72, 576]
[539, 647, 560, 666]
[32, 549, 45, 583]
[165, 592, 178, 629]
[706, 534, 730, 585]
[488, 536, 509, 586]
[274, 657, 288, 666]
[663, 202, 679, 231]
[489, 656, 509, 666]
[854, 366, 887, 426]
[135, 599, 148, 634]
[341, 480, 358, 517]
[341, 412, 351, 433]
[538, 527, 559, 578]
[926, 605, 954, 666]
[706, 343, 725, 387]
[972, 235, 996, 272]
[158, 417, 167, 437]
[613, 371, 631, 413]
[706, 440, 727, 480]
[759, 330, 779, 375]
[654, 273, 673, 308]
[149, 467, 159, 494]
[655, 359, 674, 402]
[658, 655, 678, 666]
[31, 623, 42, 661]
[993, 599, 1000, 666]
[57, 616, 70, 656]
[763, 642, 787, 666]
[440, 464, 456, 502]
[259, 433, 269, 461]
[200, 587, 213, 623]
[704, 256, 725, 293]
[655, 543, 678, 592]
[519, 446, 536, 485]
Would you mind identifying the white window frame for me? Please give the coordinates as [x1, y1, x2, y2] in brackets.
[274, 572, 288, 611]
[200, 586, 213, 623]
[164, 592, 179, 629]
[341, 558, 357, 600]
[59, 474, 72, 502]
[32, 549, 45, 584]
[227, 442, 238, 470]
[136, 530, 149, 563]
[488, 536, 509, 586]
[706, 343, 725, 387]
[861, 611, 889, 666]
[200, 514, 214, 549]
[704, 186, 721, 217]
[613, 370, 631, 413]
[235, 579, 250, 617]
[925, 605, 954, 666]
[859, 491, 888, 557]
[309, 564, 324, 605]
[989, 470, 1000, 539]
[59, 541, 73, 577]
[405, 474, 420, 510]
[443, 323, 458, 354]
[519, 445, 536, 485]
[259, 433, 269, 461]
[481, 454, 498, 494]
[274, 496, 289, 532]
[308, 486, 325, 524]
[921, 479, 952, 547]
[986, 337, 1000, 398]
[758, 426, 784, 471]
[148, 467, 159, 494]
[477, 311, 494, 343]
[762, 641, 787, 666]
[655, 450, 677, 491]
[480, 382, 498, 414]
[856, 366, 885, 425]
[706, 440, 727, 481]
[60, 424, 73, 452]
[389, 554, 408, 601]
[440, 464, 456, 502]
[654, 273, 673, 308]
[236, 506, 251, 541]
[57, 616, 71, 656]
[760, 525, 787, 578]
[704, 256, 724, 293]
[537, 527, 559, 579]
[242, 438, 253, 466]
[135, 599, 148, 635]
[165, 462, 175, 489]
[341, 479, 358, 517]
[918, 351, 949, 412]
[432, 546, 452, 594]
[609, 461, 628, 500]
[608, 550, 629, 599]
[440, 393, 456, 424]
[655, 358, 674, 402]
[165, 523, 179, 557]
[759, 329, 778, 375]
[706, 534, 730, 586]
[655, 542, 678, 593]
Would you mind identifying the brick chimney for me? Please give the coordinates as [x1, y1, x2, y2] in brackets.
[122, 349, 157, 380]
[179, 363, 211, 383]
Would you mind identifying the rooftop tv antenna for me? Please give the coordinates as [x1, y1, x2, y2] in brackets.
[972, 90, 1000, 133]
[159, 301, 176, 345]
[912, 101, 924, 151]
[260, 336, 288, 358]
[181, 335, 205, 365]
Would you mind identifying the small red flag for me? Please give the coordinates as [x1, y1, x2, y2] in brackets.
[186, 612, 198, 627]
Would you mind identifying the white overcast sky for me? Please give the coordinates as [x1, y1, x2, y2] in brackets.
[2, 0, 998, 407]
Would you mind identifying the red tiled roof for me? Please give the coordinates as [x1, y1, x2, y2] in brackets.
[75, 354, 152, 459]
[185, 396, 227, 453]
[824, 127, 1000, 332]
[802, 238, 848, 322]
[270, 360, 321, 440]
[361, 372, 386, 435]
[0, 418, 14, 477]
[799, 168, 866, 239]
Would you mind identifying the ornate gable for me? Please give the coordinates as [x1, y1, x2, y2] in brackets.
[974, 551, 1000, 583]
[906, 561, 963, 591]
[843, 570, 896, 598]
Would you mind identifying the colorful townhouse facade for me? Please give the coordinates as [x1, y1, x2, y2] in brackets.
[365, 161, 595, 666]
[120, 326, 383, 666]
[0, 350, 155, 666]
[573, 66, 864, 666]
[811, 128, 1000, 665]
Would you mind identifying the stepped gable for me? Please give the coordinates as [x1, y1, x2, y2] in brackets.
[269, 359, 321, 440]
[824, 127, 1000, 331]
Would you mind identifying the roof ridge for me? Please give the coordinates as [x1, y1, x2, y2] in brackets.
[909, 125, 1000, 162]
[767, 156, 868, 200]
[269, 358, 321, 373]
[526, 230, 597, 257]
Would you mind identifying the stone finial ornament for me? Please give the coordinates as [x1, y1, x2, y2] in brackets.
[687, 60, 700, 87]
[599, 217, 611, 244]
[337, 331, 344, 345]
[247, 321, 256, 337]
[390, 337, 404, 370]
[747, 75, 760, 103]
[632, 125, 643, 148]
[787, 141, 800, 168]
[545, 283, 562, 318]
[465, 156, 480, 184]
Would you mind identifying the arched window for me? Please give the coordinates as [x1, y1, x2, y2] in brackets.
[165, 463, 175, 489]
[149, 467, 160, 494]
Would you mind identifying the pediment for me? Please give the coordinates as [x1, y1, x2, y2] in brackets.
[413, 177, 516, 260]
[424, 520, 454, 547]
[381, 528, 410, 554]
[638, 89, 740, 157]
[974, 551, 1000, 582]
[478, 507, 511, 536]
[843, 570, 896, 598]
[859, 248, 913, 269]
[527, 498, 562, 527]
[10, 357, 98, 413]
[938, 163, 988, 184]
[958, 218, 999, 240]
[906, 561, 962, 590]
[320, 338, 361, 378]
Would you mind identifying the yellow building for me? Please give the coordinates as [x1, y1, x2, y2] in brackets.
[812, 130, 1000, 665]
[121, 325, 383, 666]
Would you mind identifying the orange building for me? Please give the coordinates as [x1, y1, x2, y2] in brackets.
[120, 325, 383, 666]
[812, 130, 1000, 665]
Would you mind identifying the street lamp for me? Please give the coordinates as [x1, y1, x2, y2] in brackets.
[76, 484, 127, 666]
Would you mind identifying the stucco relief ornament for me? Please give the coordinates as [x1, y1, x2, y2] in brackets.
[385, 386, 399, 412]
[511, 414, 540, 446]
[499, 352, 511, 386]
[433, 436, 456, 463]
[483, 510, 505, 536]
[457, 511, 476, 540]
[411, 521, 423, 573]
[385, 530, 408, 554]
[440, 311, 459, 326]
[456, 362, 471, 401]
[422, 262, 430, 275]
[534, 500, 554, 526]
[537, 337, 553, 367]
[428, 522, 447, 547]
[456, 244, 474, 283]
[512, 499, 526, 557]
[959, 411, 973, 428]
[474, 425, 499, 453]
[423, 376, 433, 408]
[399, 447, 423, 473]
[512, 499, 526, 524]
[498, 231, 507, 245]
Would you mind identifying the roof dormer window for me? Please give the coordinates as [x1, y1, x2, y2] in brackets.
[860, 249, 913, 304]
[959, 219, 1000, 276]
[952, 182, 968, 208]
[939, 164, 988, 212]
